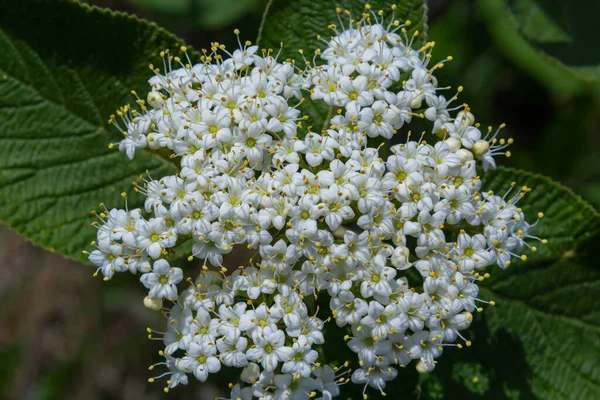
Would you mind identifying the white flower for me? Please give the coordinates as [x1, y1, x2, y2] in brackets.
[259, 239, 300, 274]
[189, 307, 219, 344]
[163, 305, 193, 353]
[434, 187, 476, 225]
[404, 331, 443, 372]
[351, 365, 397, 390]
[443, 117, 481, 149]
[274, 292, 308, 337]
[288, 196, 321, 238]
[424, 94, 451, 132]
[281, 335, 318, 377]
[390, 245, 411, 270]
[105, 208, 142, 246]
[216, 302, 246, 342]
[135, 217, 177, 259]
[314, 366, 341, 399]
[228, 383, 253, 400]
[347, 325, 393, 367]
[454, 232, 494, 272]
[359, 260, 396, 304]
[246, 327, 293, 372]
[239, 304, 282, 335]
[361, 301, 407, 340]
[294, 132, 338, 167]
[319, 189, 355, 231]
[140, 259, 183, 300]
[252, 372, 294, 400]
[180, 342, 221, 382]
[89, 243, 127, 279]
[217, 334, 249, 368]
[265, 98, 300, 137]
[299, 317, 325, 345]
[357, 101, 398, 139]
[398, 291, 430, 332]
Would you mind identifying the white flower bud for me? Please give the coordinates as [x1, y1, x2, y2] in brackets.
[457, 110, 475, 126]
[462, 311, 473, 323]
[410, 93, 424, 109]
[472, 140, 490, 157]
[455, 148, 474, 162]
[416, 360, 432, 374]
[445, 137, 461, 153]
[241, 362, 261, 383]
[391, 245, 411, 270]
[147, 90, 165, 109]
[143, 296, 163, 311]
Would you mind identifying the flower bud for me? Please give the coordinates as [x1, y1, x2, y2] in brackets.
[147, 91, 165, 109]
[462, 311, 473, 323]
[143, 296, 163, 311]
[472, 140, 490, 157]
[416, 360, 432, 374]
[457, 110, 475, 126]
[241, 362, 261, 383]
[455, 148, 474, 162]
[391, 245, 411, 270]
[410, 93, 424, 109]
[444, 137, 461, 153]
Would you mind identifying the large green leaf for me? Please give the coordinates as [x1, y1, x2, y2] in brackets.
[426, 166, 600, 399]
[0, 0, 183, 262]
[259, 0, 428, 132]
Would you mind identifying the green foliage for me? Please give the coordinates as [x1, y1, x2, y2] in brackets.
[507, 0, 600, 81]
[427, 166, 600, 399]
[510, 0, 571, 44]
[259, 0, 428, 132]
[131, 0, 190, 15]
[430, 0, 600, 211]
[0, 0, 182, 262]
[478, 0, 600, 96]
[130, 0, 265, 29]
[1, 0, 598, 398]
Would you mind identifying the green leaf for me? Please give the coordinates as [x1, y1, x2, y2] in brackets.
[259, 0, 428, 131]
[506, 0, 600, 81]
[478, 0, 600, 96]
[130, 0, 265, 29]
[510, 0, 571, 44]
[130, 0, 190, 15]
[0, 0, 186, 262]
[196, 0, 265, 29]
[429, 166, 600, 399]
[582, 183, 600, 210]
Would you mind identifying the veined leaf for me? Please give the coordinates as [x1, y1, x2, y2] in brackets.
[430, 166, 600, 399]
[0, 0, 185, 262]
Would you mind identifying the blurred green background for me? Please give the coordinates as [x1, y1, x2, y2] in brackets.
[1, 0, 598, 399]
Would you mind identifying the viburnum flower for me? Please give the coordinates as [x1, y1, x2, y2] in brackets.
[180, 342, 222, 382]
[88, 4, 548, 399]
[246, 326, 294, 372]
[140, 259, 183, 300]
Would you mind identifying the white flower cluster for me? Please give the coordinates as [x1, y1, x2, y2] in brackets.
[87, 6, 544, 399]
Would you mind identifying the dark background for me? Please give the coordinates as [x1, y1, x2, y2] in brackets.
[1, 0, 598, 399]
